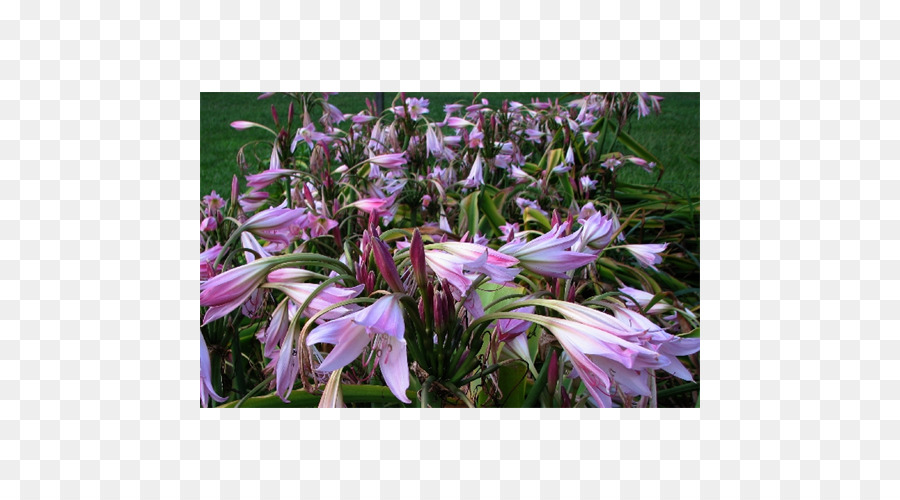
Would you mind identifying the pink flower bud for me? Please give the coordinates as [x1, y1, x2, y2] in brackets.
[372, 236, 404, 293]
[547, 350, 559, 398]
[410, 229, 428, 290]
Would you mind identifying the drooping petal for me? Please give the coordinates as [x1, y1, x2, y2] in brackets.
[378, 335, 411, 403]
[308, 317, 371, 373]
[354, 294, 405, 339]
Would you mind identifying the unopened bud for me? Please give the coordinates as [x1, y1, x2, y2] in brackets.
[372, 237, 404, 293]
[410, 229, 427, 290]
[547, 350, 559, 399]
[271, 104, 279, 127]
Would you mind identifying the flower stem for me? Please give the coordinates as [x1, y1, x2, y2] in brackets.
[522, 352, 552, 408]
[231, 318, 246, 396]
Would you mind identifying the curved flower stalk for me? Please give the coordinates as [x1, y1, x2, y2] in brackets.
[306, 294, 411, 403]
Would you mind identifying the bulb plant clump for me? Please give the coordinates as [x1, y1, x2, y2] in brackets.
[201, 92, 699, 408]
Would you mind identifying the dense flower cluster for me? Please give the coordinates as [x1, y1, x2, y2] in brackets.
[201, 92, 699, 408]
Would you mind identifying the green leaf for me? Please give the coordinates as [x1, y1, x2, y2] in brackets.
[616, 127, 662, 170]
[497, 362, 528, 408]
[217, 385, 416, 408]
[459, 192, 480, 238]
[523, 207, 550, 231]
[479, 188, 507, 235]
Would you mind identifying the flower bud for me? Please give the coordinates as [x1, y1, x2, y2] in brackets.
[271, 104, 279, 127]
[410, 229, 428, 291]
[372, 237, 404, 293]
[547, 350, 559, 399]
[230, 175, 239, 211]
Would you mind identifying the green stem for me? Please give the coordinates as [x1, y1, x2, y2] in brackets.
[235, 375, 275, 408]
[231, 319, 245, 396]
[523, 353, 552, 408]
[655, 382, 699, 399]
[217, 385, 417, 408]
[421, 375, 436, 408]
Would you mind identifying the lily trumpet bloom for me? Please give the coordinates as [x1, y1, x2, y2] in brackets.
[306, 294, 411, 403]
[200, 258, 277, 325]
[201, 334, 228, 407]
[622, 243, 667, 271]
[498, 223, 597, 278]
[367, 152, 408, 169]
[572, 211, 616, 255]
[350, 192, 397, 216]
[275, 326, 301, 403]
[242, 207, 307, 247]
[264, 282, 364, 322]
[462, 152, 485, 188]
[200, 244, 222, 282]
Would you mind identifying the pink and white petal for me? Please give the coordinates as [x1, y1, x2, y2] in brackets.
[315, 323, 371, 373]
[379, 335, 411, 403]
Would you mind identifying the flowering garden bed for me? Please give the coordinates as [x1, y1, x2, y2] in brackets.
[201, 92, 699, 408]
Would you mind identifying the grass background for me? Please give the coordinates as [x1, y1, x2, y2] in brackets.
[201, 92, 699, 199]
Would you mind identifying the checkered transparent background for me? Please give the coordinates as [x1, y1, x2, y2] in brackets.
[2, 0, 897, 498]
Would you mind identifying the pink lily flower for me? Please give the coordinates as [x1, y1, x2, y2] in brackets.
[580, 175, 598, 193]
[200, 216, 217, 232]
[446, 117, 474, 129]
[239, 190, 269, 213]
[322, 102, 346, 124]
[230, 121, 276, 135]
[266, 268, 318, 283]
[241, 232, 271, 263]
[306, 294, 410, 403]
[462, 152, 485, 188]
[200, 258, 275, 325]
[350, 192, 397, 216]
[246, 169, 296, 190]
[425, 125, 443, 158]
[203, 191, 226, 213]
[258, 299, 294, 358]
[351, 113, 376, 124]
[627, 157, 656, 173]
[307, 213, 338, 238]
[368, 152, 408, 169]
[622, 243, 667, 271]
[242, 207, 307, 247]
[291, 123, 332, 152]
[200, 244, 222, 282]
[434, 241, 519, 268]
[612, 307, 699, 381]
[433, 242, 521, 285]
[572, 211, 616, 255]
[498, 223, 597, 278]
[542, 319, 612, 407]
[618, 286, 671, 315]
[201, 334, 228, 407]
[444, 103, 465, 114]
[265, 282, 364, 322]
[275, 327, 301, 402]
[406, 97, 429, 120]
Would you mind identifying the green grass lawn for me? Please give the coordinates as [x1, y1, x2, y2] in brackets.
[201, 92, 699, 199]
